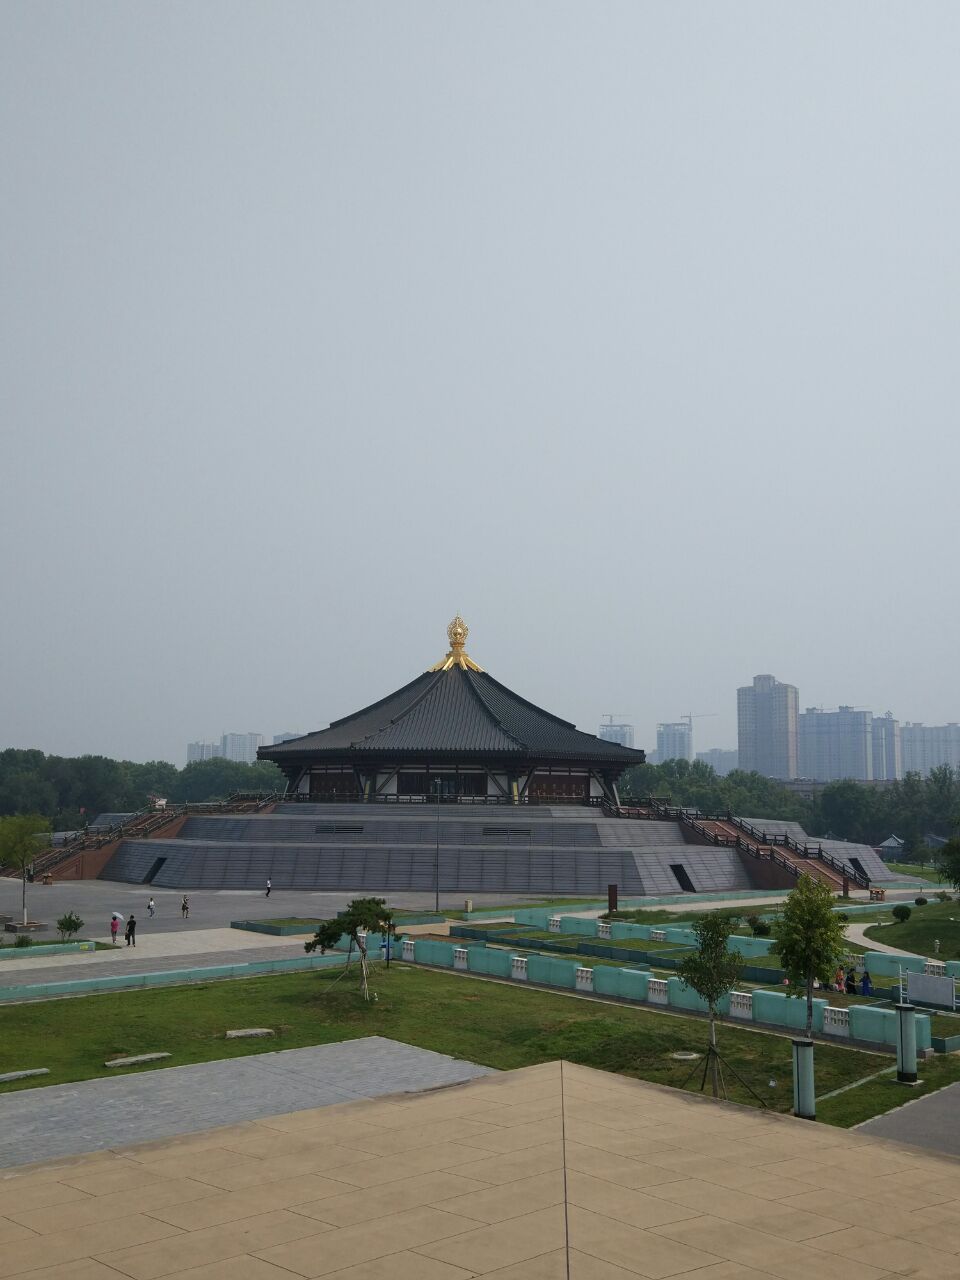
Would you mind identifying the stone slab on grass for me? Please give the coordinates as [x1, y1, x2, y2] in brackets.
[0, 1069, 49, 1083]
[225, 1028, 275, 1039]
[105, 1052, 172, 1068]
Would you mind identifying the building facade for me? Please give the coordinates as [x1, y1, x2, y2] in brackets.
[901, 723, 960, 777]
[259, 617, 645, 803]
[186, 740, 220, 763]
[737, 674, 798, 779]
[598, 720, 634, 749]
[656, 722, 693, 762]
[798, 707, 873, 782]
[695, 748, 739, 777]
[872, 713, 902, 781]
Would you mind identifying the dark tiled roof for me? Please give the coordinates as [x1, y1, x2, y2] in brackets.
[259, 666, 643, 766]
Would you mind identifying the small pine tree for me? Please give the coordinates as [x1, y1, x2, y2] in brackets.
[304, 897, 395, 1001]
[770, 875, 848, 1035]
[677, 914, 744, 1097]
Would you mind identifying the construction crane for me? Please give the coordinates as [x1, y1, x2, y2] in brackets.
[681, 713, 717, 730]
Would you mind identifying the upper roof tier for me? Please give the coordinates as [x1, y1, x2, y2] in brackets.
[258, 618, 645, 767]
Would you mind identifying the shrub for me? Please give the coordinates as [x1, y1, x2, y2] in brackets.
[892, 905, 912, 923]
[56, 910, 84, 943]
[936, 891, 952, 903]
[836, 912, 849, 923]
[915, 897, 928, 907]
[751, 921, 771, 937]
[746, 914, 760, 928]
[14, 934, 32, 948]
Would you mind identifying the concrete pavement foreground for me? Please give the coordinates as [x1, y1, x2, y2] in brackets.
[0, 1038, 493, 1169]
[2, 1060, 960, 1278]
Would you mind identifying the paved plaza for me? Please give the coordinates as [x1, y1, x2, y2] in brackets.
[0, 1038, 493, 1169]
[1, 1060, 960, 1278]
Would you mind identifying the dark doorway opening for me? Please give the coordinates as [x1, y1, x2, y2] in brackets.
[669, 863, 696, 892]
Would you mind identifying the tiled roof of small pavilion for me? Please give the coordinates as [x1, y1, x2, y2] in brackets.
[258, 618, 644, 767]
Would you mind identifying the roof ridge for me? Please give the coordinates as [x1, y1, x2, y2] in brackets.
[462, 670, 527, 749]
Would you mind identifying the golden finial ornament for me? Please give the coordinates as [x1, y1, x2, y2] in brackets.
[430, 615, 484, 672]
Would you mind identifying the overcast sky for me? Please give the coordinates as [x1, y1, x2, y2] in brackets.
[2, 3, 958, 766]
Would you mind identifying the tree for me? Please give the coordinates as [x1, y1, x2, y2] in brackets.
[936, 835, 960, 892]
[0, 815, 52, 925]
[56, 910, 84, 942]
[676, 914, 744, 1097]
[891, 904, 911, 923]
[304, 897, 395, 1001]
[770, 875, 848, 1035]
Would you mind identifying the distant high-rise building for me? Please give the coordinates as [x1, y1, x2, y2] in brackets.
[187, 740, 221, 763]
[220, 732, 264, 764]
[696, 748, 739, 777]
[872, 713, 902, 781]
[901, 723, 960, 777]
[737, 674, 798, 779]
[273, 732, 302, 745]
[798, 707, 873, 781]
[598, 719, 634, 749]
[656, 722, 693, 762]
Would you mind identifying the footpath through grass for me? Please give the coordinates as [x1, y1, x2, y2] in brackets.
[861, 898, 960, 959]
[0, 963, 895, 1122]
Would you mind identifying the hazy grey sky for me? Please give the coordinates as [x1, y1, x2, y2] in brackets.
[2, 3, 958, 765]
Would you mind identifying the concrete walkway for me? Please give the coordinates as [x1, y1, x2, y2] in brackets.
[0, 927, 304, 977]
[845, 922, 922, 956]
[857, 1081, 960, 1158]
[0, 1038, 493, 1169]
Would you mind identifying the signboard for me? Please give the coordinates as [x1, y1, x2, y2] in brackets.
[906, 970, 955, 1009]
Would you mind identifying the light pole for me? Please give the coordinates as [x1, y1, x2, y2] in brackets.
[433, 777, 443, 913]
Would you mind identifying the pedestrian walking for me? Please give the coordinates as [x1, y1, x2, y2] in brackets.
[265, 878, 272, 898]
[125, 914, 137, 947]
[110, 914, 121, 946]
[181, 895, 189, 919]
[147, 897, 156, 918]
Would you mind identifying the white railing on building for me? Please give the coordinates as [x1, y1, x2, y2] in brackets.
[648, 977, 669, 1004]
[823, 1006, 850, 1037]
[453, 947, 468, 971]
[729, 991, 753, 1019]
[575, 967, 594, 993]
[511, 955, 528, 981]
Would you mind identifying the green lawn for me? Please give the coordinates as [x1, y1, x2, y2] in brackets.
[862, 899, 960, 959]
[260, 917, 324, 930]
[881, 862, 942, 882]
[818, 1053, 960, 1127]
[0, 963, 892, 1121]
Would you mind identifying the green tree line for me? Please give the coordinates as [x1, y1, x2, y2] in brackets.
[620, 758, 960, 854]
[0, 748, 284, 832]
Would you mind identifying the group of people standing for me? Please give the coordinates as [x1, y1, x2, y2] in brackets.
[834, 964, 872, 996]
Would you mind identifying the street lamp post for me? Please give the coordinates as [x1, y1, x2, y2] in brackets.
[433, 778, 443, 913]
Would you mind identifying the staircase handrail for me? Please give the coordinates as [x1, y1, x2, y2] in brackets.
[724, 815, 869, 888]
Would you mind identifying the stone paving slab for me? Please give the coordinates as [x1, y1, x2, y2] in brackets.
[0, 1037, 493, 1169]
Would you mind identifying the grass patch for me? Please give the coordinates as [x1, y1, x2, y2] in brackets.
[0, 963, 886, 1119]
[862, 899, 960, 959]
[881, 862, 942, 882]
[817, 1053, 960, 1127]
